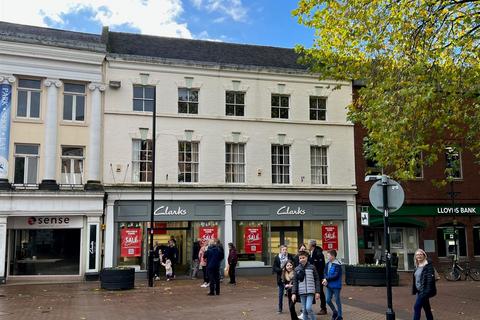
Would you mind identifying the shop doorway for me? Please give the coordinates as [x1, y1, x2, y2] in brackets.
[270, 224, 302, 260]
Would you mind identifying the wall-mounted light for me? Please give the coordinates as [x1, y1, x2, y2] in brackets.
[109, 81, 121, 89]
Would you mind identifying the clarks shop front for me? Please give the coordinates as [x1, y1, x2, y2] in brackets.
[359, 204, 480, 270]
[232, 201, 348, 273]
[113, 200, 224, 273]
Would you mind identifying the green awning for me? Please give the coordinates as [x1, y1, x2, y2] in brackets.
[368, 217, 427, 228]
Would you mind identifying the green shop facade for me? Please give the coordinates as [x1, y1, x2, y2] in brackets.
[358, 204, 480, 271]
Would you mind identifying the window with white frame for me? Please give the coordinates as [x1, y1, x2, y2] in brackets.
[132, 139, 152, 182]
[178, 88, 198, 114]
[63, 83, 86, 121]
[225, 143, 245, 183]
[17, 79, 41, 119]
[226, 91, 245, 116]
[178, 141, 199, 183]
[445, 147, 462, 179]
[14, 144, 39, 184]
[271, 145, 290, 184]
[311, 146, 328, 184]
[133, 85, 155, 112]
[61, 147, 84, 184]
[309, 96, 326, 120]
[271, 94, 289, 119]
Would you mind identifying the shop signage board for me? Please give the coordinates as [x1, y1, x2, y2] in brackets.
[8, 216, 83, 229]
[368, 205, 480, 217]
[121, 228, 142, 257]
[244, 227, 262, 254]
[199, 226, 218, 242]
[322, 225, 338, 250]
[88, 225, 97, 270]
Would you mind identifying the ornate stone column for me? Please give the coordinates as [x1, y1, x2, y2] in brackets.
[0, 216, 6, 283]
[39, 78, 62, 190]
[85, 83, 105, 191]
[0, 75, 15, 190]
[224, 200, 233, 247]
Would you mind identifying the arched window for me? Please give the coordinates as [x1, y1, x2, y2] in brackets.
[436, 223, 467, 257]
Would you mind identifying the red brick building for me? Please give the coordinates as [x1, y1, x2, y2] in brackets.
[353, 83, 480, 271]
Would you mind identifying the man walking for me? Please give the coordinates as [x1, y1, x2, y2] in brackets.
[323, 250, 343, 320]
[204, 239, 222, 295]
[308, 239, 327, 315]
[292, 250, 321, 320]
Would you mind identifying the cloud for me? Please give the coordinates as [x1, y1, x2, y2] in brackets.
[0, 0, 193, 38]
[191, 0, 247, 22]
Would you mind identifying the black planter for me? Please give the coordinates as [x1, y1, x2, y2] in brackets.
[345, 265, 399, 286]
[100, 268, 135, 290]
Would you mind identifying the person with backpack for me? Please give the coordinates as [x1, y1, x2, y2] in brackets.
[291, 250, 321, 320]
[412, 248, 436, 320]
[323, 249, 343, 320]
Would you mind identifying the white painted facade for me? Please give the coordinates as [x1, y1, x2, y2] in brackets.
[103, 56, 358, 269]
[0, 36, 105, 282]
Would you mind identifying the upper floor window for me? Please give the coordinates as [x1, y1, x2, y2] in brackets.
[309, 96, 326, 120]
[271, 145, 290, 184]
[133, 85, 155, 112]
[61, 147, 84, 184]
[445, 147, 462, 179]
[178, 88, 198, 114]
[311, 146, 328, 184]
[225, 143, 245, 183]
[132, 139, 153, 182]
[226, 91, 245, 116]
[178, 141, 199, 183]
[63, 83, 86, 122]
[17, 79, 41, 119]
[14, 144, 39, 184]
[271, 94, 289, 119]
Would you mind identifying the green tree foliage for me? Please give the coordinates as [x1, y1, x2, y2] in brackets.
[294, 0, 480, 180]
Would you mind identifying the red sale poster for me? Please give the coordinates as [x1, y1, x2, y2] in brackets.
[121, 228, 142, 257]
[199, 226, 218, 242]
[244, 227, 262, 254]
[322, 225, 338, 251]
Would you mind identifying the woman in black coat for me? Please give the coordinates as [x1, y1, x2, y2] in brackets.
[412, 249, 436, 320]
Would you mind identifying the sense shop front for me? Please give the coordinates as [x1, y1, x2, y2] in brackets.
[360, 204, 480, 270]
[5, 214, 100, 281]
[232, 201, 348, 273]
[113, 200, 224, 273]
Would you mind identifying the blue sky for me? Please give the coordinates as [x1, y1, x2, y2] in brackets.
[0, 0, 315, 49]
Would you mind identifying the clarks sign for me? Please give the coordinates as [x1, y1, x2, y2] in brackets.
[437, 207, 477, 214]
[276, 206, 306, 216]
[154, 206, 188, 216]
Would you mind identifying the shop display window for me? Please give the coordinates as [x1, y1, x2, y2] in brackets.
[9, 229, 80, 275]
[473, 226, 480, 256]
[235, 221, 270, 267]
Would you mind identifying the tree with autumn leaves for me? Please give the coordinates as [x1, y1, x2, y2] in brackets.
[294, 0, 480, 181]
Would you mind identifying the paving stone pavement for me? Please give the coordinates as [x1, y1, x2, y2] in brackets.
[0, 273, 479, 320]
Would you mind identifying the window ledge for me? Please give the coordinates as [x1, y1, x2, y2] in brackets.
[13, 118, 43, 124]
[60, 121, 88, 127]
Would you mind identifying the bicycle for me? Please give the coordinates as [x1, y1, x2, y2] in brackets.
[444, 257, 480, 281]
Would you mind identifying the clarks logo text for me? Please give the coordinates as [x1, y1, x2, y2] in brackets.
[154, 206, 188, 216]
[276, 206, 306, 215]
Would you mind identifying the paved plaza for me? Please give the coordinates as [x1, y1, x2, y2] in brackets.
[0, 273, 479, 319]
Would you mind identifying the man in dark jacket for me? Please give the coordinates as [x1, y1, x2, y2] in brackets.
[292, 250, 321, 320]
[191, 239, 201, 279]
[205, 240, 222, 295]
[308, 239, 327, 315]
[165, 240, 178, 279]
[272, 245, 294, 313]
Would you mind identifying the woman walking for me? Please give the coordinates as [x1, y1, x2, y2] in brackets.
[282, 260, 300, 320]
[412, 249, 436, 320]
[199, 240, 209, 287]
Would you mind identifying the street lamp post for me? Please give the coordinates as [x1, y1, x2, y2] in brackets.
[141, 77, 156, 288]
[446, 148, 459, 262]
